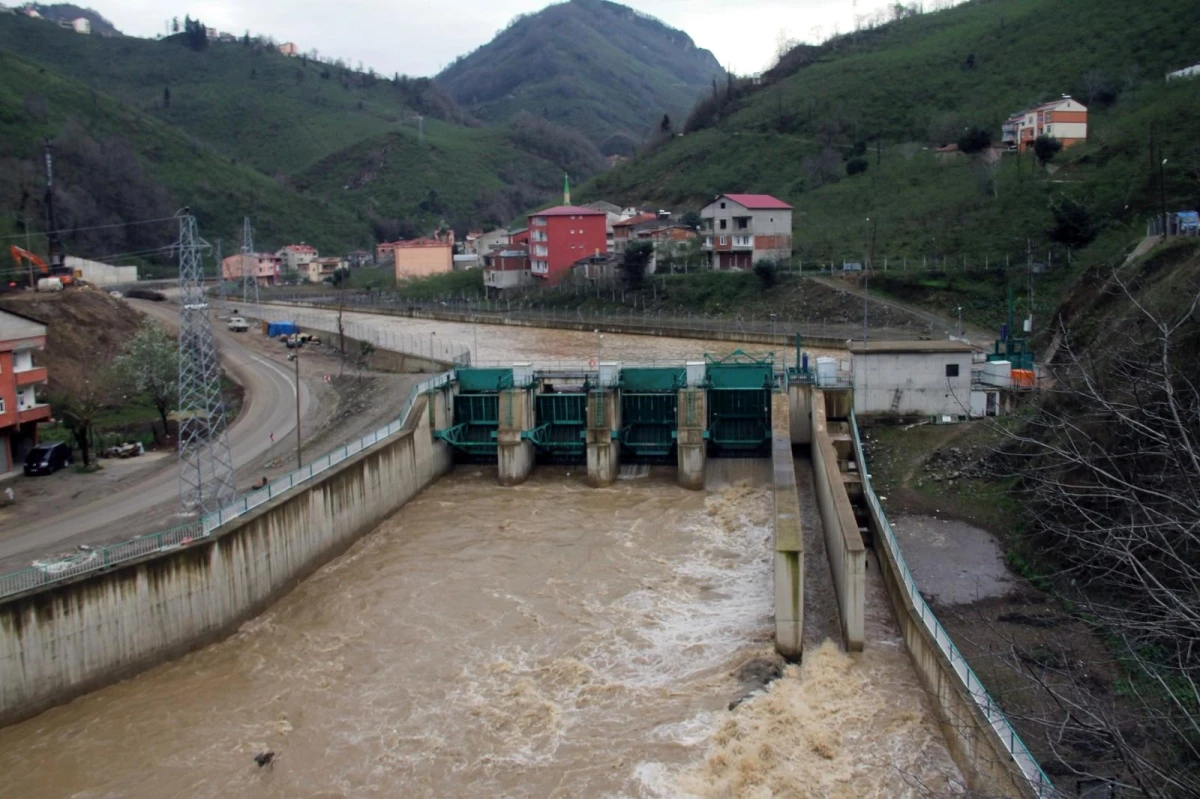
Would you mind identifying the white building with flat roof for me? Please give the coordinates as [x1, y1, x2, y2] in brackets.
[849, 340, 975, 418]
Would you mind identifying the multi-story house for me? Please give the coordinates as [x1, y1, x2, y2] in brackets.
[700, 194, 793, 270]
[612, 212, 659, 254]
[483, 245, 531, 291]
[276, 244, 318, 274]
[221, 253, 281, 286]
[307, 257, 346, 283]
[1002, 96, 1088, 152]
[527, 206, 607, 284]
[393, 232, 454, 281]
[0, 308, 50, 475]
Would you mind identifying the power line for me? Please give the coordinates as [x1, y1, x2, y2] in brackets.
[0, 215, 180, 242]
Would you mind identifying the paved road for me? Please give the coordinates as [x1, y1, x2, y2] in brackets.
[0, 300, 312, 568]
[809, 275, 993, 343]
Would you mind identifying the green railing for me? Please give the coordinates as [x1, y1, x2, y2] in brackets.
[0, 372, 453, 600]
[849, 410, 1057, 797]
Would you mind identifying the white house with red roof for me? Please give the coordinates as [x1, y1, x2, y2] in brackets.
[700, 193, 793, 270]
[1001, 96, 1088, 152]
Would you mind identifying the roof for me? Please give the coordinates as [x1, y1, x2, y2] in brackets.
[280, 244, 317, 252]
[613, 212, 658, 228]
[530, 206, 607, 218]
[393, 237, 452, 249]
[848, 340, 975, 355]
[0, 306, 50, 330]
[721, 193, 792, 210]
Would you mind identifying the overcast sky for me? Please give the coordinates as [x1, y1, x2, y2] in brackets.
[83, 0, 955, 77]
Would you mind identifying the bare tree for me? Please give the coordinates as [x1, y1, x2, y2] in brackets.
[50, 365, 117, 468]
[994, 266, 1200, 795]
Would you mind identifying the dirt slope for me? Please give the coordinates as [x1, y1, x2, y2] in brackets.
[0, 289, 147, 393]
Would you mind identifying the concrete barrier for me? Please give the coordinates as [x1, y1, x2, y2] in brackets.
[0, 395, 453, 727]
[852, 414, 1051, 797]
[311, 329, 451, 373]
[771, 394, 803, 660]
[810, 390, 866, 650]
[270, 300, 852, 350]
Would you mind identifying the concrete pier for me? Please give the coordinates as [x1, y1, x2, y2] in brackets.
[676, 388, 707, 490]
[585, 389, 620, 487]
[497, 388, 535, 486]
[771, 393, 804, 660]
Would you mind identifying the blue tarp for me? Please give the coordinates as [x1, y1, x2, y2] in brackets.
[266, 321, 299, 337]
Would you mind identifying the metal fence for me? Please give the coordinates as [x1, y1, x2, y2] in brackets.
[849, 411, 1056, 797]
[0, 372, 453, 600]
[262, 290, 941, 341]
[286, 310, 472, 366]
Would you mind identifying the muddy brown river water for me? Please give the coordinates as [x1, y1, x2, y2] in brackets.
[0, 325, 963, 797]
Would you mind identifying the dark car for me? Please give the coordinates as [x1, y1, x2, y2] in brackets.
[23, 443, 73, 476]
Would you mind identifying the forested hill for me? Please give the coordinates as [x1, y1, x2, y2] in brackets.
[583, 0, 1200, 269]
[436, 0, 723, 156]
[0, 11, 596, 246]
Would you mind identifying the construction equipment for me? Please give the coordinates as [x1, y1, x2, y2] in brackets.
[9, 246, 75, 289]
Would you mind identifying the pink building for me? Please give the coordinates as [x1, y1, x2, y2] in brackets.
[221, 253, 281, 286]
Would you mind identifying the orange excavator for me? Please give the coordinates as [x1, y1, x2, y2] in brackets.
[8, 246, 74, 290]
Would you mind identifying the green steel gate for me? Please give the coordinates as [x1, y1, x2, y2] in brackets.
[619, 367, 685, 460]
[526, 393, 588, 460]
[706, 351, 775, 456]
[435, 393, 501, 455]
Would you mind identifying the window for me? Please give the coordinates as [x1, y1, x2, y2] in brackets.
[945, 364, 960, 377]
[0, 397, 5, 414]
[720, 202, 726, 209]
[719, 219, 727, 230]
[719, 236, 728, 246]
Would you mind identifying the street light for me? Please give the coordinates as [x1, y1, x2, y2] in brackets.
[770, 313, 777, 343]
[955, 305, 963, 336]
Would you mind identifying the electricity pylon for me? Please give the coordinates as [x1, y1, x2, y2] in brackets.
[240, 216, 260, 313]
[177, 212, 237, 516]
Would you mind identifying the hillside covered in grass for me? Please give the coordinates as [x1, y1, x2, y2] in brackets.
[580, 0, 1200, 328]
[0, 48, 372, 270]
[436, 0, 722, 155]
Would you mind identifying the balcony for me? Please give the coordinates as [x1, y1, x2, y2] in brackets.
[731, 236, 754, 250]
[18, 404, 51, 424]
[15, 367, 48, 387]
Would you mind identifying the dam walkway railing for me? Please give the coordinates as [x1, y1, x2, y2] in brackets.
[850, 411, 1056, 797]
[0, 372, 453, 600]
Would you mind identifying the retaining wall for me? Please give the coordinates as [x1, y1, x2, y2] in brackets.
[308, 329, 451, 373]
[273, 300, 851, 350]
[771, 394, 803, 660]
[854, 417, 1045, 797]
[809, 390, 866, 650]
[0, 395, 452, 727]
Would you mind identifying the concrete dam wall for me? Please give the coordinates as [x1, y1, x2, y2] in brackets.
[0, 395, 453, 727]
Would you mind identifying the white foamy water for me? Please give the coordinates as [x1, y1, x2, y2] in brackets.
[0, 468, 962, 797]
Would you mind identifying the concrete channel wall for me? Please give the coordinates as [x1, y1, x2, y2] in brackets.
[771, 394, 803, 659]
[0, 396, 453, 727]
[853, 417, 1047, 797]
[809, 390, 866, 650]
[273, 300, 851, 350]
[312, 330, 451, 374]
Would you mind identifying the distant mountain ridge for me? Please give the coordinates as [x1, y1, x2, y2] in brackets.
[436, 0, 722, 155]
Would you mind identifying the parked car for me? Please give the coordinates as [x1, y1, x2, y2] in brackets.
[23, 442, 73, 476]
[228, 317, 249, 332]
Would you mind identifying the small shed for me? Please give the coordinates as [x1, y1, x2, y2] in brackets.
[849, 340, 975, 418]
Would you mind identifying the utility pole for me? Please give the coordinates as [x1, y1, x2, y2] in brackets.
[293, 348, 302, 469]
[176, 211, 237, 515]
[42, 139, 63, 273]
[1159, 155, 1169, 240]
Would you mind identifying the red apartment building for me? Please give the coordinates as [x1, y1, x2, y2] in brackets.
[528, 206, 607, 284]
[0, 307, 51, 474]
